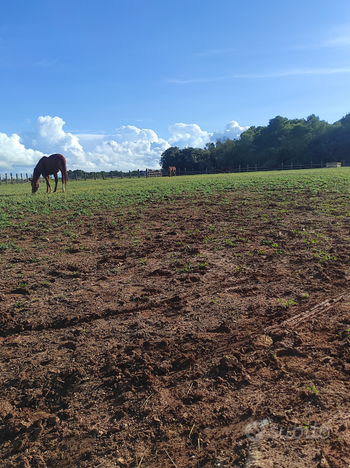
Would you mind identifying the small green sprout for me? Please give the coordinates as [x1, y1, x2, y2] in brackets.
[278, 299, 296, 308]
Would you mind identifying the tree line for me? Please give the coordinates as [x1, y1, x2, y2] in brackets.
[67, 169, 144, 179]
[160, 114, 350, 172]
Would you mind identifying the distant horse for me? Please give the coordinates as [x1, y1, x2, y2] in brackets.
[30, 154, 68, 194]
[168, 166, 176, 177]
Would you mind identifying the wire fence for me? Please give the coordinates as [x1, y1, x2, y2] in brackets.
[0, 161, 347, 184]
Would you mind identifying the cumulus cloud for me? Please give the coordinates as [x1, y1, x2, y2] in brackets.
[210, 120, 250, 142]
[168, 123, 210, 148]
[18, 116, 169, 172]
[86, 138, 170, 171]
[168, 121, 249, 148]
[0, 132, 43, 172]
[77, 124, 169, 171]
[0, 115, 248, 174]
[114, 126, 159, 144]
[21, 116, 86, 166]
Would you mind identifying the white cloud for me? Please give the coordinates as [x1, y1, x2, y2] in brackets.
[327, 35, 350, 47]
[323, 27, 350, 49]
[0, 132, 43, 172]
[35, 59, 59, 68]
[168, 123, 210, 148]
[20, 116, 86, 168]
[114, 126, 159, 144]
[75, 124, 169, 170]
[168, 121, 248, 147]
[73, 133, 108, 153]
[210, 120, 250, 142]
[170, 65, 350, 83]
[86, 138, 169, 171]
[0, 116, 248, 173]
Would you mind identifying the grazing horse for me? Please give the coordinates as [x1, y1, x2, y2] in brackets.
[31, 154, 68, 194]
[168, 166, 176, 177]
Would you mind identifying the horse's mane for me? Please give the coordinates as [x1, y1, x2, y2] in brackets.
[32, 159, 44, 185]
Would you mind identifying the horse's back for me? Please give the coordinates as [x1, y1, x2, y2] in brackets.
[37, 154, 66, 175]
[50, 154, 66, 163]
[48, 153, 65, 165]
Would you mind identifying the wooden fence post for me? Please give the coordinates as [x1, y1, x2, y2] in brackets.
[5, 173, 8, 184]
[239, 165, 241, 173]
[138, 169, 140, 178]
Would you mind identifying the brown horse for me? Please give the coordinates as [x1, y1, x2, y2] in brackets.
[168, 166, 176, 177]
[31, 154, 68, 194]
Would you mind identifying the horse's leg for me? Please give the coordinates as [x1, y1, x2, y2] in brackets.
[53, 174, 58, 192]
[61, 171, 65, 192]
[45, 176, 52, 193]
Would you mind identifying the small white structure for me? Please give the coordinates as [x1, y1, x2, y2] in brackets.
[326, 162, 342, 168]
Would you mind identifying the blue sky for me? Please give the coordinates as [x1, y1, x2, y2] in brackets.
[1, 0, 350, 173]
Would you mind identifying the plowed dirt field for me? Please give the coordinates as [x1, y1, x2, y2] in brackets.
[1, 172, 350, 467]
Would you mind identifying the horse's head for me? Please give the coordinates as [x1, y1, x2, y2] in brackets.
[30, 178, 39, 194]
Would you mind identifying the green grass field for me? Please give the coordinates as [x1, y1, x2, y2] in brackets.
[1, 168, 350, 226]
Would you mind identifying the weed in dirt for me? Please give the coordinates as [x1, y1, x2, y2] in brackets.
[13, 300, 30, 308]
[278, 299, 297, 308]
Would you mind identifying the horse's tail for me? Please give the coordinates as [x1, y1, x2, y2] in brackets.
[61, 155, 68, 188]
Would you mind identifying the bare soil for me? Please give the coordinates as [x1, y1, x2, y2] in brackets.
[1, 189, 350, 467]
